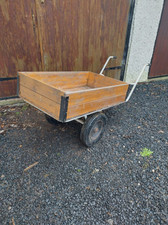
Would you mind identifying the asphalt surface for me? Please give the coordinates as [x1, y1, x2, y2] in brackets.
[0, 80, 168, 225]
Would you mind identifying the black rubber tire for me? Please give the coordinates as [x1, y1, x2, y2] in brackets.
[80, 113, 107, 147]
[45, 114, 60, 125]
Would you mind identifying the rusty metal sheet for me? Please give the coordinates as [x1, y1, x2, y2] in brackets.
[0, 79, 17, 98]
[0, 0, 131, 98]
[0, 0, 42, 97]
[149, 1, 168, 77]
[35, 0, 130, 78]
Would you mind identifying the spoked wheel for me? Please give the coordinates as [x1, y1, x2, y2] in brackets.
[80, 113, 107, 147]
[45, 114, 60, 125]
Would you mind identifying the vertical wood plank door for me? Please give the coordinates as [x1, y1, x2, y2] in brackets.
[149, 0, 168, 78]
[35, 0, 131, 76]
[0, 0, 42, 98]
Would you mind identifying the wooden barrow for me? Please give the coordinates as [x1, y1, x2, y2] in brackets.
[18, 57, 149, 146]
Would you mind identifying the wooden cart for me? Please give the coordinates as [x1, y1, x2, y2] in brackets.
[18, 57, 148, 146]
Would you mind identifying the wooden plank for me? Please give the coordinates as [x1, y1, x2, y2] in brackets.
[149, 0, 168, 77]
[67, 95, 126, 119]
[0, 79, 17, 98]
[21, 71, 89, 78]
[87, 72, 127, 88]
[63, 86, 91, 92]
[19, 72, 89, 89]
[67, 85, 128, 106]
[19, 74, 63, 104]
[20, 85, 60, 120]
[44, 73, 89, 89]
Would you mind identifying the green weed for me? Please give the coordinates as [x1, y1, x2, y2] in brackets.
[140, 148, 153, 157]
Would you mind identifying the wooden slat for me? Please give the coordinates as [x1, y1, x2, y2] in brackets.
[22, 71, 89, 79]
[19, 72, 89, 89]
[19, 73, 63, 104]
[67, 95, 126, 119]
[67, 85, 129, 106]
[87, 72, 127, 88]
[46, 73, 89, 89]
[20, 85, 60, 120]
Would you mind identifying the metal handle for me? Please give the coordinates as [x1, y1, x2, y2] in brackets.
[125, 64, 150, 102]
[100, 56, 117, 75]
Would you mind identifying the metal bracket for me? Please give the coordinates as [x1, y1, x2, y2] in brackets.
[105, 66, 122, 71]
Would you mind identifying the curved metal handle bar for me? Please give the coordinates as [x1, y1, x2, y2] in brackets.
[100, 56, 117, 75]
[125, 64, 150, 102]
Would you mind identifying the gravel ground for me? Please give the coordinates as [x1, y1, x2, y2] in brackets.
[0, 80, 168, 225]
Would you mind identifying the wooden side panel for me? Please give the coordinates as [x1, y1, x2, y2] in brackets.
[67, 95, 126, 120]
[67, 84, 128, 119]
[19, 74, 63, 104]
[20, 85, 60, 120]
[0, 80, 17, 98]
[35, 0, 130, 77]
[68, 85, 128, 106]
[87, 72, 126, 88]
[19, 72, 89, 90]
[149, 1, 168, 77]
[40, 73, 89, 89]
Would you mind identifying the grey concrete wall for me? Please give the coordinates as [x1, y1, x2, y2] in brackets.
[124, 0, 164, 83]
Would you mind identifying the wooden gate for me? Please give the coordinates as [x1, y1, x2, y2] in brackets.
[149, 0, 168, 78]
[0, 0, 133, 99]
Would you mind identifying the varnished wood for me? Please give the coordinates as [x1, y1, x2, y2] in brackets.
[20, 85, 60, 120]
[87, 72, 126, 88]
[67, 84, 128, 107]
[19, 73, 63, 104]
[67, 95, 126, 119]
[18, 71, 128, 121]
